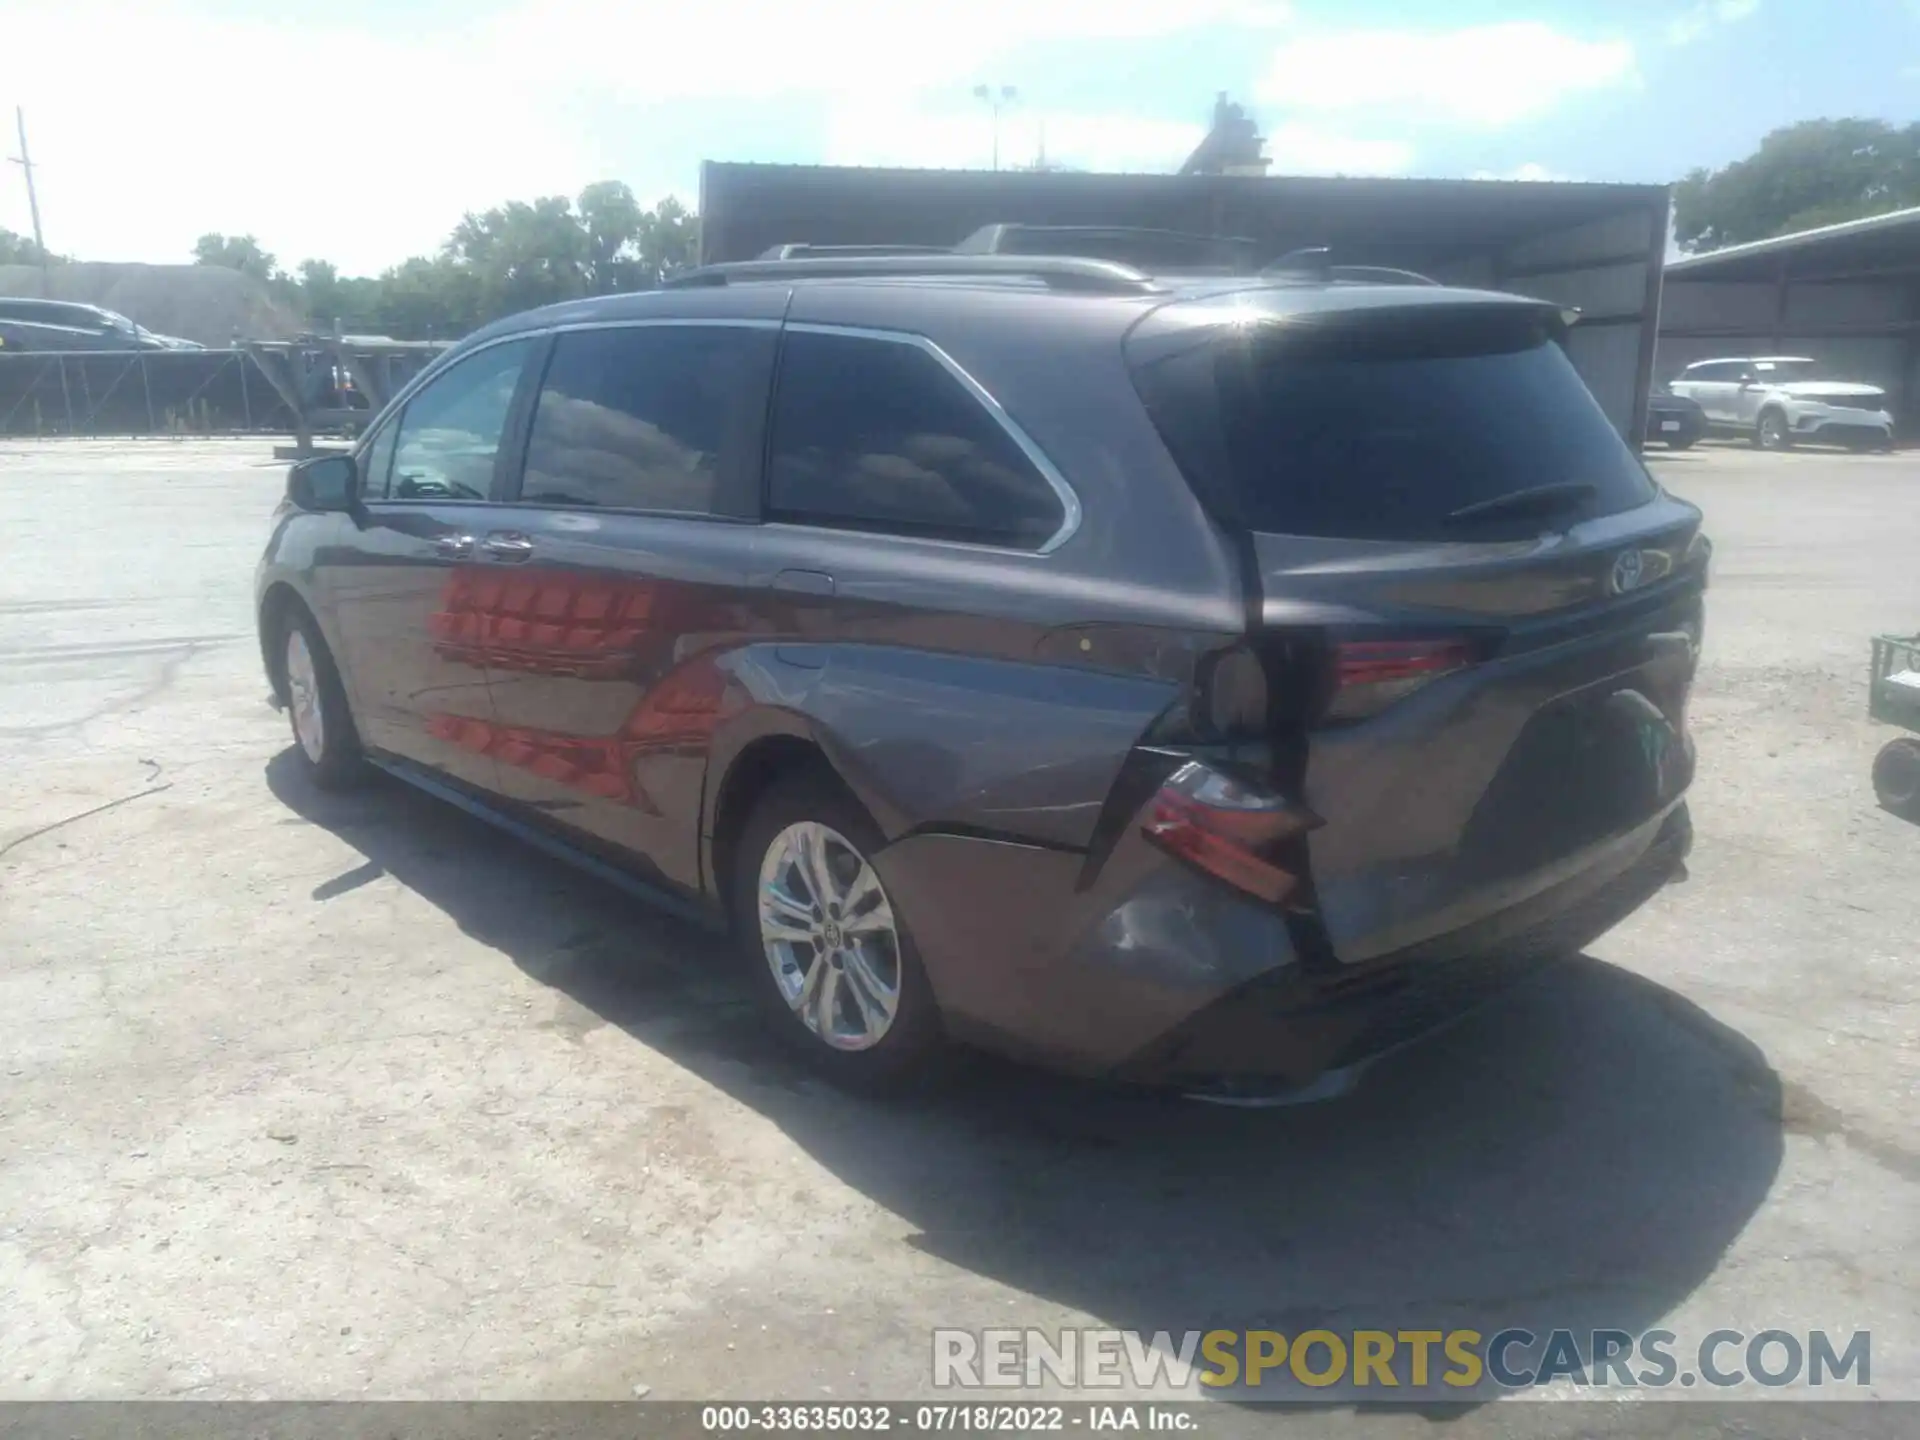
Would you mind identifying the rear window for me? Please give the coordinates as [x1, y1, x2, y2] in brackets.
[1130, 306, 1657, 543]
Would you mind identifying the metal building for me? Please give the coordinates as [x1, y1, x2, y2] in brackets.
[698, 161, 1673, 441]
[1661, 205, 1920, 435]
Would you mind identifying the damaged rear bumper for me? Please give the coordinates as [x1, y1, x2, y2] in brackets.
[879, 799, 1691, 1095]
[1117, 801, 1693, 1091]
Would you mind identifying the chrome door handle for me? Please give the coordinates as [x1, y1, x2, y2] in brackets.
[481, 531, 535, 562]
[432, 533, 476, 558]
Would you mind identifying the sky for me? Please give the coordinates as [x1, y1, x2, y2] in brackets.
[4, 0, 1920, 276]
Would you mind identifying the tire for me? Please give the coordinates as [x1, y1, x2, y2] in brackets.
[1665, 435, 1697, 451]
[729, 773, 945, 1089]
[1755, 409, 1792, 451]
[1872, 738, 1920, 817]
[277, 607, 367, 790]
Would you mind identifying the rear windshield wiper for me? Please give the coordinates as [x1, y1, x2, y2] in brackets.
[1444, 481, 1597, 527]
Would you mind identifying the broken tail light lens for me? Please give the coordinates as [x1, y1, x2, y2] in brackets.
[1141, 761, 1318, 904]
[1324, 638, 1475, 722]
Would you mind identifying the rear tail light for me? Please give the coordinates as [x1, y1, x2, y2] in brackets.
[1325, 638, 1475, 722]
[1141, 761, 1319, 903]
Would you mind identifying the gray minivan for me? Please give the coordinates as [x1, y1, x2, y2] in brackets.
[255, 247, 1705, 1096]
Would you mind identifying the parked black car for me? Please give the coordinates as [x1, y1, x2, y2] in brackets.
[256, 248, 1706, 1096]
[0, 297, 202, 352]
[1646, 391, 1707, 450]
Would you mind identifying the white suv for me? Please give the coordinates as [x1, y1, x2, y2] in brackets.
[1668, 356, 1894, 451]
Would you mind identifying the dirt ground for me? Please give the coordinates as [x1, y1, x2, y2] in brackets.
[2, 438, 1916, 1433]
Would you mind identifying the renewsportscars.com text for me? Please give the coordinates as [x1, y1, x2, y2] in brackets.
[932, 1327, 1872, 1393]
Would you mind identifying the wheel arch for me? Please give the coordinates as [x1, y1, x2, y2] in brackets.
[1754, 402, 1793, 449]
[258, 580, 319, 703]
[703, 720, 860, 919]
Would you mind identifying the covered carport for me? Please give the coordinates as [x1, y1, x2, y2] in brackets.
[697, 162, 1671, 444]
[1660, 205, 1920, 439]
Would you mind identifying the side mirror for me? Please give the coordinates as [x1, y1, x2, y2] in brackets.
[288, 454, 358, 512]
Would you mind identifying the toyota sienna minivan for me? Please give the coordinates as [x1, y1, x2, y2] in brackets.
[256, 240, 1705, 1096]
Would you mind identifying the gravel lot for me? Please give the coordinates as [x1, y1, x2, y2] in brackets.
[2, 438, 1917, 1432]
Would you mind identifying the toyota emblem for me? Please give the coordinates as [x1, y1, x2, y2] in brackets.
[1610, 548, 1647, 595]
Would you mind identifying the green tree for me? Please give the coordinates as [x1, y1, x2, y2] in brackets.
[193, 233, 280, 283]
[629, 195, 699, 288]
[296, 258, 343, 327]
[447, 195, 591, 317]
[574, 183, 699, 290]
[177, 187, 703, 342]
[578, 180, 648, 292]
[0, 226, 59, 265]
[1674, 118, 1920, 252]
[374, 255, 480, 340]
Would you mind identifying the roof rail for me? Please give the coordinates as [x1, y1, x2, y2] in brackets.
[665, 254, 1161, 294]
[956, 223, 1258, 270]
[1262, 246, 1332, 277]
[1328, 265, 1442, 287]
[1260, 248, 1439, 286]
[755, 243, 952, 261]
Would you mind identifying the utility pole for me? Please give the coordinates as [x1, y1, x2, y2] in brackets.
[972, 84, 1018, 172]
[9, 107, 50, 290]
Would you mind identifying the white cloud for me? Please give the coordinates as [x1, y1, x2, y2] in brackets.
[1471, 162, 1579, 182]
[823, 102, 1413, 183]
[1256, 21, 1636, 127]
[1265, 125, 1415, 176]
[825, 100, 1205, 173]
[1666, 0, 1760, 46]
[0, 2, 600, 274]
[480, 0, 1293, 100]
[0, 0, 1300, 269]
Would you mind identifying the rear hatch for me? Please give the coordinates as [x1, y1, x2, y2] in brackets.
[1128, 288, 1706, 965]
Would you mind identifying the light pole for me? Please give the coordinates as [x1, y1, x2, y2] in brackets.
[972, 84, 1018, 171]
[9, 107, 50, 291]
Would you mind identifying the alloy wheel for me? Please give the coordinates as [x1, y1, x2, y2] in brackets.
[286, 628, 326, 763]
[757, 821, 902, 1051]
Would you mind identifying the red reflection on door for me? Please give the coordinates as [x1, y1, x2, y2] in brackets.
[423, 566, 731, 808]
[429, 567, 657, 679]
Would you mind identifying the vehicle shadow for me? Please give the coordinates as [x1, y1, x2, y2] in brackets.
[267, 752, 1785, 1407]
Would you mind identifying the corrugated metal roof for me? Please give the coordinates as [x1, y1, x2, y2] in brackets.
[698, 162, 1667, 266]
[1668, 204, 1920, 279]
[704, 159, 1658, 192]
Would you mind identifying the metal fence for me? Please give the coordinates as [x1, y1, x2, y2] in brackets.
[0, 349, 297, 437]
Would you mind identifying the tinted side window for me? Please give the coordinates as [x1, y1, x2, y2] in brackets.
[519, 324, 774, 517]
[387, 340, 534, 502]
[767, 330, 1065, 549]
[3, 302, 82, 328]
